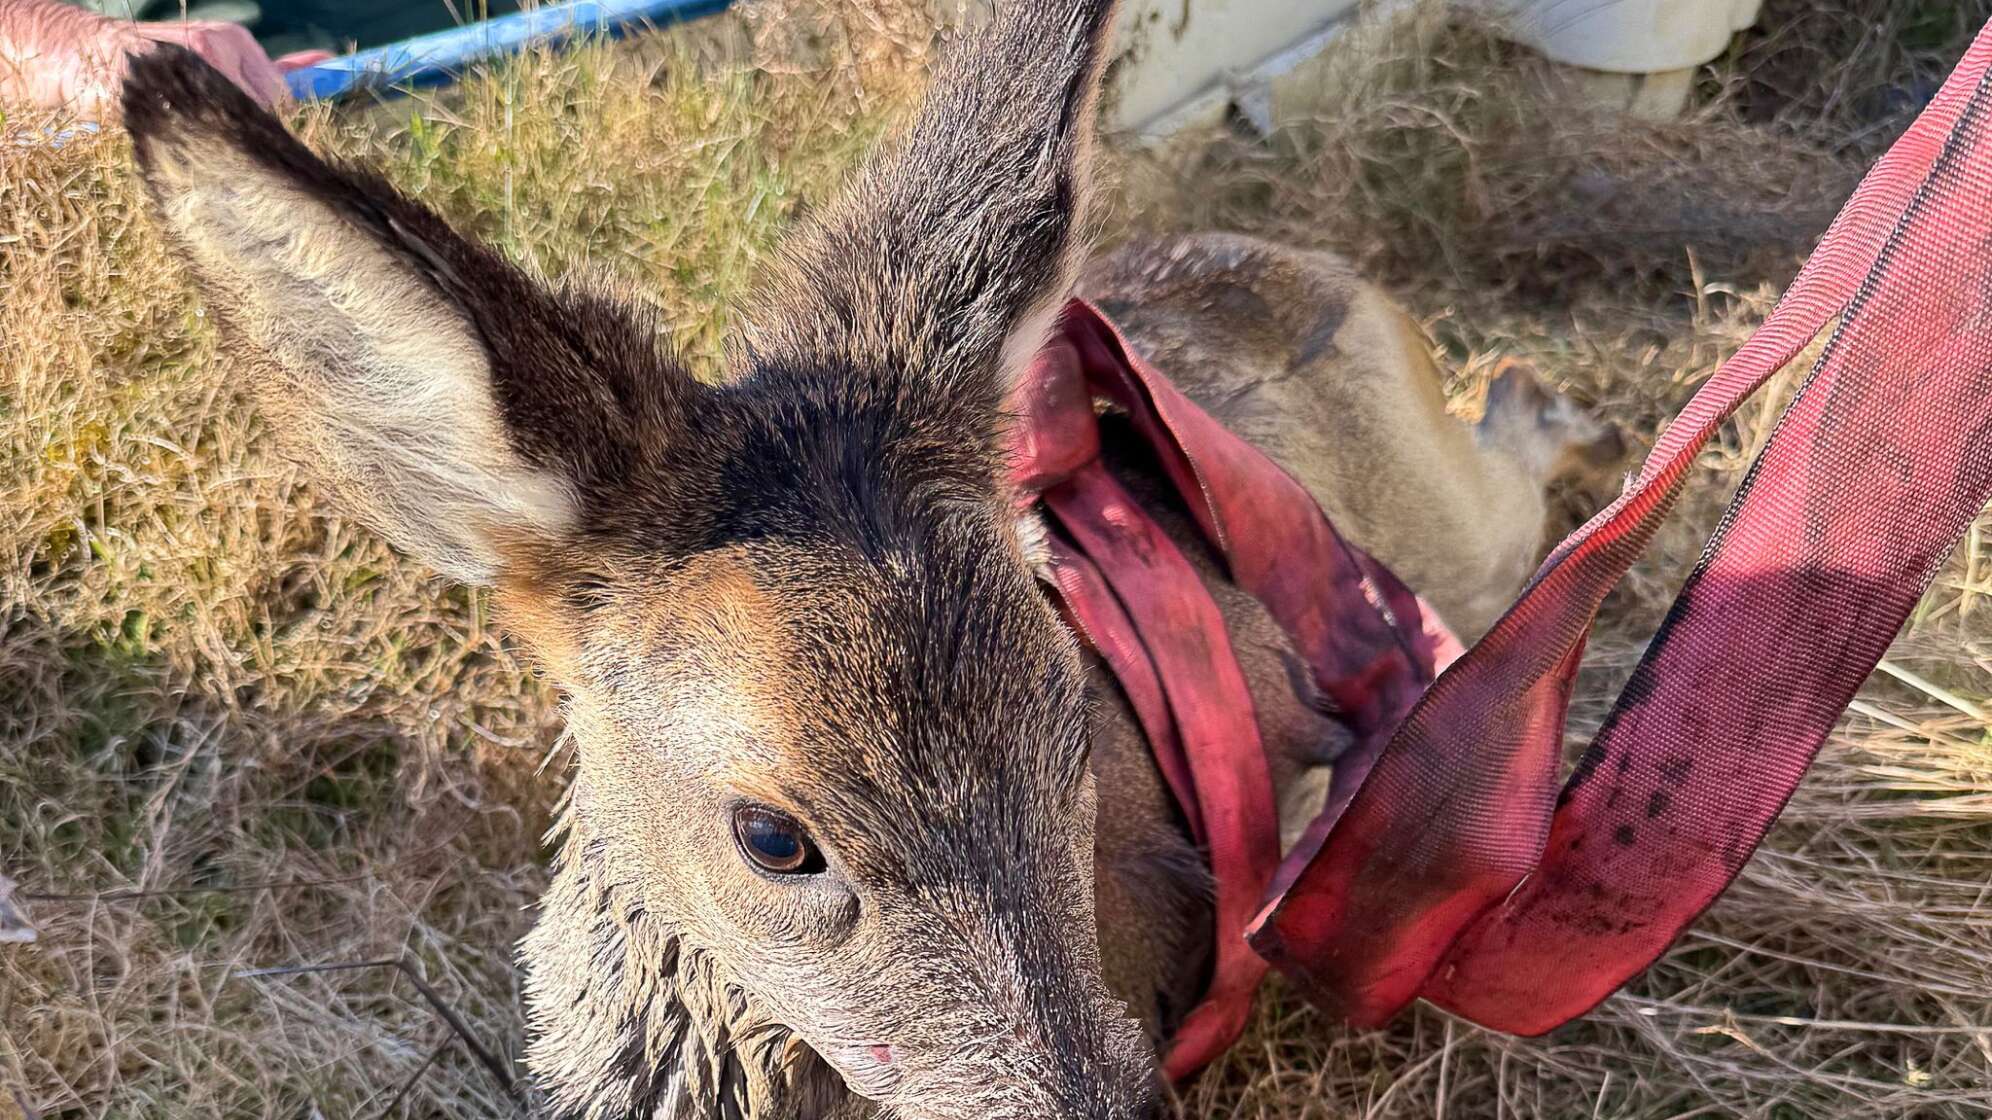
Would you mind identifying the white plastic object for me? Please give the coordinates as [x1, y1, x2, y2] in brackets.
[1106, 0, 1764, 136]
[1470, 0, 1765, 74]
[1108, 0, 1362, 132]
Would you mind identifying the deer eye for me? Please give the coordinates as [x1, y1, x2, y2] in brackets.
[732, 805, 823, 876]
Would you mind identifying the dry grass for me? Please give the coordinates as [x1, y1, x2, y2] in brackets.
[3, 1, 1989, 1117]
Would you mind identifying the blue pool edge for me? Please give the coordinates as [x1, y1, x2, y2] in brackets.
[282, 0, 734, 101]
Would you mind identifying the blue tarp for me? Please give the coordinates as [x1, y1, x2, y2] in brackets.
[281, 0, 733, 101]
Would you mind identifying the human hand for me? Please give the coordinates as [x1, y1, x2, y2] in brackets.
[0, 0, 328, 122]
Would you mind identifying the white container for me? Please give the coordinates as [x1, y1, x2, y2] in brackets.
[1106, 0, 1764, 135]
[1108, 0, 1361, 131]
[1492, 0, 1765, 74]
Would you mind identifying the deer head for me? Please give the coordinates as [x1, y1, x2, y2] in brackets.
[124, 1, 1160, 1117]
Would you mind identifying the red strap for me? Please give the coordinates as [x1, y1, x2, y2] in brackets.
[1042, 472, 1275, 1078]
[1015, 336, 1280, 1078]
[1248, 24, 1992, 1031]
[1012, 339, 1207, 838]
[1043, 541, 1208, 845]
[1011, 312, 1457, 1078]
[1055, 312, 1465, 897]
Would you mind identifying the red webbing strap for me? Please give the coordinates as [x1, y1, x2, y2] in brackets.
[1248, 25, 1992, 1032]
[1061, 312, 1462, 732]
[1056, 309, 1465, 904]
[1042, 471, 1277, 1077]
[1014, 335, 1281, 1079]
[1044, 541, 1208, 845]
[1015, 338, 1208, 843]
[1010, 319, 1460, 1078]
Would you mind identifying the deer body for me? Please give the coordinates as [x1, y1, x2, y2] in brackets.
[123, 3, 1618, 1116]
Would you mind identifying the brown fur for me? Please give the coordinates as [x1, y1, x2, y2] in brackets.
[1081, 235, 1621, 642]
[121, 3, 1623, 1117]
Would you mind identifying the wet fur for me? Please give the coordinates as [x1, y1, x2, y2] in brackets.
[122, 3, 1622, 1116]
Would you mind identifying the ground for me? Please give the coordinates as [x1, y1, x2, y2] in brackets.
[2, 1, 1989, 1117]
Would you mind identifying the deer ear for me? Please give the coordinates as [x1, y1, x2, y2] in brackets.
[124, 47, 689, 585]
[752, 0, 1119, 404]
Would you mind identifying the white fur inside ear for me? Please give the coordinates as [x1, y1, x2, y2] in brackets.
[1014, 506, 1053, 572]
[995, 293, 1068, 398]
[151, 141, 575, 584]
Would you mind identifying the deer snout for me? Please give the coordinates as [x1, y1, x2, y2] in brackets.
[837, 952, 1158, 1120]
[890, 1000, 1162, 1120]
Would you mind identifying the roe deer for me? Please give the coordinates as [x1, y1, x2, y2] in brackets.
[121, 1, 1622, 1115]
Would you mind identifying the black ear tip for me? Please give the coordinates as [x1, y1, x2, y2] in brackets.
[122, 42, 263, 147]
